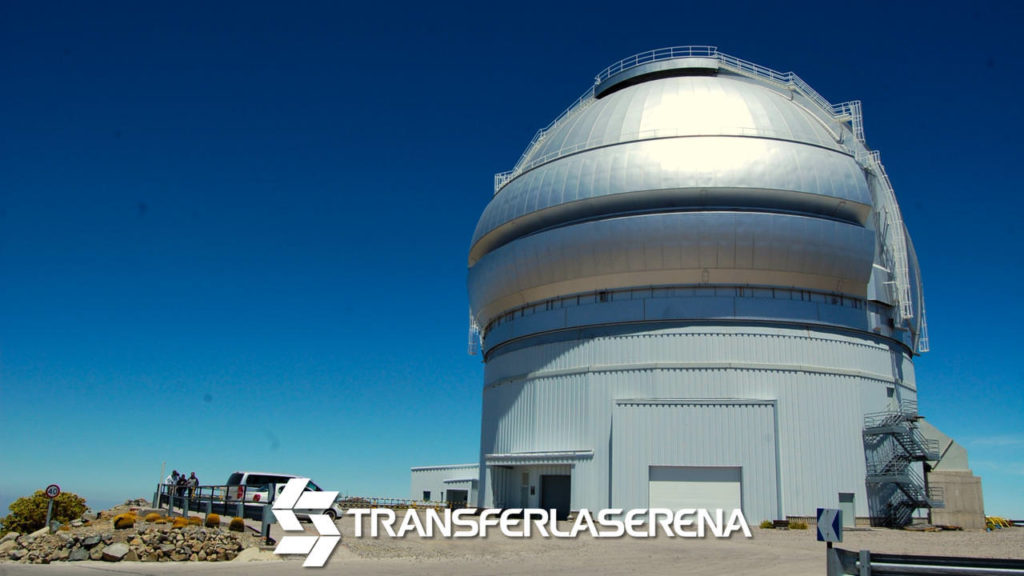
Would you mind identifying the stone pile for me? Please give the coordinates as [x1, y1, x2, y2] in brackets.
[1, 508, 258, 564]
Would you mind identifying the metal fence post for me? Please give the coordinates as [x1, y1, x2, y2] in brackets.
[859, 550, 871, 576]
[260, 503, 274, 543]
[827, 542, 844, 576]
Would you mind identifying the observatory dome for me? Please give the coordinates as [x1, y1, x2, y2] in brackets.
[455, 47, 944, 530]
[468, 56, 900, 345]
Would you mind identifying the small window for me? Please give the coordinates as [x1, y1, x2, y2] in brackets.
[423, 491, 431, 501]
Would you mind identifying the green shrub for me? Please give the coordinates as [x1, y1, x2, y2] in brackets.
[144, 512, 162, 522]
[0, 490, 88, 536]
[759, 520, 774, 529]
[789, 520, 808, 530]
[188, 516, 201, 526]
[205, 513, 221, 528]
[171, 516, 188, 529]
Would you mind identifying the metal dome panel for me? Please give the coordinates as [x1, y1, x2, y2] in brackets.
[469, 211, 875, 327]
[524, 75, 843, 172]
[471, 136, 870, 264]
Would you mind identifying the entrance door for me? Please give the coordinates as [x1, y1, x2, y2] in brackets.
[540, 475, 571, 520]
[447, 489, 468, 507]
[839, 493, 855, 527]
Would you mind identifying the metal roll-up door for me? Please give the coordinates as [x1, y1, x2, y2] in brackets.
[648, 466, 742, 511]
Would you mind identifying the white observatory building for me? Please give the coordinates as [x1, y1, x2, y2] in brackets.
[416, 47, 982, 527]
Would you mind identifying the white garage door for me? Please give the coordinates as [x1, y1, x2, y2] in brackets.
[648, 466, 741, 512]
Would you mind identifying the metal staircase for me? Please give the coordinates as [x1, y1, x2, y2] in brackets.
[864, 401, 944, 527]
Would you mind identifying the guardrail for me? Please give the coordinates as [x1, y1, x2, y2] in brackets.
[153, 483, 269, 520]
[593, 46, 719, 84]
[864, 401, 919, 429]
[829, 547, 1024, 576]
[152, 484, 470, 519]
[337, 496, 469, 511]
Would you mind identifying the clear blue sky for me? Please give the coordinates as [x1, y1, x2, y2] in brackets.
[1, 1, 1022, 519]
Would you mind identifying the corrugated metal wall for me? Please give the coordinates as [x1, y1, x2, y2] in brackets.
[410, 465, 478, 503]
[612, 400, 777, 522]
[486, 325, 911, 388]
[479, 325, 914, 517]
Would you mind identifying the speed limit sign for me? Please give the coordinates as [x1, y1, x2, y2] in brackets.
[45, 484, 60, 499]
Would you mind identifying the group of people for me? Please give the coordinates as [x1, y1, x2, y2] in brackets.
[164, 470, 199, 499]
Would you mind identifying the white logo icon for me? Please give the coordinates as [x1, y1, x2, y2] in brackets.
[272, 478, 340, 567]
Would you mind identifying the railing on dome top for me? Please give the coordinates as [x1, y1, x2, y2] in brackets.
[494, 45, 865, 195]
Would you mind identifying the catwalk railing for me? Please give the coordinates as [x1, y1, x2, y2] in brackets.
[495, 45, 864, 195]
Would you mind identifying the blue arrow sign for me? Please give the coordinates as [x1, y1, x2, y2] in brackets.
[816, 508, 842, 542]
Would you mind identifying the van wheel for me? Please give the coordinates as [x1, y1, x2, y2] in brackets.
[325, 509, 337, 521]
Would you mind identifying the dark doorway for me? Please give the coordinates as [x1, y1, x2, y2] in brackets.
[447, 489, 468, 508]
[540, 475, 571, 520]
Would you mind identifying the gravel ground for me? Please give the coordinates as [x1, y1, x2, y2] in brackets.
[2, 513, 1019, 576]
[269, 517, 1024, 575]
[331, 514, 1024, 562]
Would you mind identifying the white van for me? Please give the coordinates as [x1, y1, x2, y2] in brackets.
[225, 471, 343, 520]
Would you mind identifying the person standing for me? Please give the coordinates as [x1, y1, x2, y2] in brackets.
[176, 473, 187, 498]
[164, 470, 179, 495]
[187, 472, 198, 499]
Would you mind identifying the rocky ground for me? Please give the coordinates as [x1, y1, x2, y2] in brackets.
[0, 498, 263, 565]
[3, 502, 1021, 573]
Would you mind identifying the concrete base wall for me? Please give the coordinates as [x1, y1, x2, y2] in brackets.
[928, 470, 985, 529]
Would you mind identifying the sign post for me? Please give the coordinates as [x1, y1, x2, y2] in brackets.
[44, 484, 61, 533]
[261, 483, 276, 546]
[817, 508, 843, 576]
